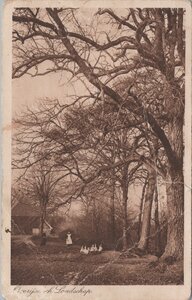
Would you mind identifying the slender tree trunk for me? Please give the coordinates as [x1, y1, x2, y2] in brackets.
[110, 176, 116, 242]
[91, 197, 100, 239]
[137, 168, 156, 251]
[122, 165, 128, 250]
[122, 195, 128, 250]
[40, 215, 44, 236]
[154, 182, 161, 255]
[40, 204, 46, 236]
[92, 197, 96, 238]
[138, 177, 148, 241]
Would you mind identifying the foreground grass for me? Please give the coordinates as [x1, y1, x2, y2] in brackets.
[11, 237, 183, 285]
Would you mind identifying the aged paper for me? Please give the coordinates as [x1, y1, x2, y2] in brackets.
[1, 1, 191, 299]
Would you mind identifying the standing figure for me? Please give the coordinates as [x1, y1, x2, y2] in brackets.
[66, 231, 72, 246]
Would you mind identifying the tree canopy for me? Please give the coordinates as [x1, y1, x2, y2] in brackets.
[12, 8, 185, 259]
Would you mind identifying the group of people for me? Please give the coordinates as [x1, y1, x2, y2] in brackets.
[80, 244, 103, 255]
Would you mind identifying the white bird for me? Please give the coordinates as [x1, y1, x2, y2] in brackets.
[94, 244, 98, 252]
[80, 246, 84, 253]
[82, 246, 87, 254]
[90, 245, 95, 252]
[84, 246, 89, 255]
[98, 244, 103, 252]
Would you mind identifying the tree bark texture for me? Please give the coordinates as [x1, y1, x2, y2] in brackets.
[138, 177, 148, 241]
[162, 81, 184, 260]
[137, 168, 156, 251]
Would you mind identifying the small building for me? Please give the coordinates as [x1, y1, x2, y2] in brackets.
[11, 202, 52, 235]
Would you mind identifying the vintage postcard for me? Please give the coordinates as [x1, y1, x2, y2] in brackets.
[1, 0, 191, 299]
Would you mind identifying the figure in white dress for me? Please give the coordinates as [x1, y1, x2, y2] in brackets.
[66, 232, 72, 246]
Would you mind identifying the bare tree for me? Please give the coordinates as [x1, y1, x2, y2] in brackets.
[12, 8, 185, 259]
[14, 159, 71, 237]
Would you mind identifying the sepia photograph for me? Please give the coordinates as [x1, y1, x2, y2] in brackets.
[1, 1, 191, 299]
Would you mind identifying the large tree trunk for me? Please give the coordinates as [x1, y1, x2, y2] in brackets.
[161, 169, 184, 260]
[161, 84, 184, 260]
[137, 168, 156, 251]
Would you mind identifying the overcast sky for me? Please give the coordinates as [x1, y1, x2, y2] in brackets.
[13, 72, 74, 115]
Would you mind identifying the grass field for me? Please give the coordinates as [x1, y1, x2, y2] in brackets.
[11, 236, 183, 285]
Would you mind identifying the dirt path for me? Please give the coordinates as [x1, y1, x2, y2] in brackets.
[11, 243, 183, 285]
